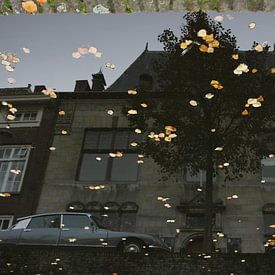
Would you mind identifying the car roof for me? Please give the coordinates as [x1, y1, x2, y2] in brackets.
[17, 212, 92, 221]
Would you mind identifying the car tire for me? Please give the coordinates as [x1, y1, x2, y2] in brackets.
[122, 240, 143, 253]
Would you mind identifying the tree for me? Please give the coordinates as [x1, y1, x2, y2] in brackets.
[124, 11, 275, 253]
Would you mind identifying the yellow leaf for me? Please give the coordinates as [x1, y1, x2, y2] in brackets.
[255, 44, 263, 52]
[204, 34, 214, 43]
[257, 95, 264, 102]
[36, 0, 47, 5]
[242, 109, 249, 116]
[232, 54, 239, 60]
[199, 44, 208, 53]
[212, 40, 220, 48]
[252, 68, 258, 73]
[165, 125, 177, 132]
[22, 1, 37, 13]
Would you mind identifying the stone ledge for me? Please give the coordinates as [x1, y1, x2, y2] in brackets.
[1, 0, 275, 15]
[0, 246, 274, 274]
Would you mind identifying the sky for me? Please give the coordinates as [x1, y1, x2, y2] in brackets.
[0, 11, 275, 91]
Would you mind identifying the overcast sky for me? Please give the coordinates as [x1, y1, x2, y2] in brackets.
[0, 12, 275, 91]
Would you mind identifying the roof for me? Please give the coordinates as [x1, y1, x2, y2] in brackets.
[0, 85, 33, 96]
[17, 212, 93, 221]
[107, 48, 165, 92]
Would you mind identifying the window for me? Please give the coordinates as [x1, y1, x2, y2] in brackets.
[261, 158, 275, 183]
[12, 218, 30, 230]
[185, 213, 216, 229]
[27, 215, 61, 229]
[263, 204, 275, 236]
[0, 146, 31, 193]
[0, 108, 43, 128]
[78, 129, 141, 182]
[0, 216, 13, 230]
[62, 214, 91, 229]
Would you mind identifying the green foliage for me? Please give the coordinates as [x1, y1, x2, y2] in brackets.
[125, 11, 275, 182]
[3, 0, 13, 13]
[79, 0, 87, 14]
[47, 0, 58, 12]
[124, 0, 133, 13]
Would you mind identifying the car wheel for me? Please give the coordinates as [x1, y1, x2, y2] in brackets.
[122, 240, 143, 253]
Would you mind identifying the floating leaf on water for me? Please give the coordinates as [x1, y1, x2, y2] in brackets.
[214, 15, 223, 22]
[128, 89, 137, 95]
[255, 44, 264, 52]
[89, 47, 97, 54]
[22, 47, 31, 54]
[7, 114, 16, 120]
[128, 109, 138, 115]
[58, 110, 65, 116]
[197, 29, 207, 37]
[95, 52, 102, 58]
[7, 78, 16, 84]
[165, 126, 177, 132]
[199, 44, 208, 53]
[36, 0, 47, 5]
[22, 1, 37, 13]
[140, 103, 148, 108]
[72, 52, 81, 59]
[189, 100, 198, 106]
[242, 109, 249, 116]
[252, 101, 261, 108]
[205, 93, 214, 99]
[232, 54, 239, 60]
[107, 110, 114, 116]
[77, 48, 89, 55]
[135, 128, 142, 134]
[248, 22, 256, 29]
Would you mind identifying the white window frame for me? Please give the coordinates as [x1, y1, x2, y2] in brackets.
[261, 158, 275, 183]
[0, 108, 43, 128]
[0, 215, 13, 230]
[0, 145, 31, 193]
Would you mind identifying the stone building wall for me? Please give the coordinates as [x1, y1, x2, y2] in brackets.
[37, 95, 275, 253]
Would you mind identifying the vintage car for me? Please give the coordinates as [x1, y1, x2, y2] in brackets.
[0, 212, 170, 253]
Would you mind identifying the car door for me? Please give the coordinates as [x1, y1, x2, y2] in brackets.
[59, 214, 107, 247]
[18, 214, 61, 245]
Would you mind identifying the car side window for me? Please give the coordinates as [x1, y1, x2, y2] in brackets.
[12, 219, 31, 230]
[62, 215, 92, 229]
[27, 215, 61, 229]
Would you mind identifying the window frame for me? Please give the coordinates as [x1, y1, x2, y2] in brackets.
[0, 215, 13, 230]
[0, 108, 43, 128]
[76, 128, 141, 183]
[0, 145, 32, 193]
[27, 214, 61, 229]
[261, 157, 275, 183]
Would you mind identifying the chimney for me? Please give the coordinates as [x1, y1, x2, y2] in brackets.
[34, 85, 46, 94]
[74, 80, 91, 92]
[91, 69, 106, 91]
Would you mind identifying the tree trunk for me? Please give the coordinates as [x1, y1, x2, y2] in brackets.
[203, 150, 214, 253]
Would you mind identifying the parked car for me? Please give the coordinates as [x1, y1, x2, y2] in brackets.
[0, 212, 170, 253]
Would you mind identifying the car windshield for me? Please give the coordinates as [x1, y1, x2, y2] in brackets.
[92, 216, 108, 229]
